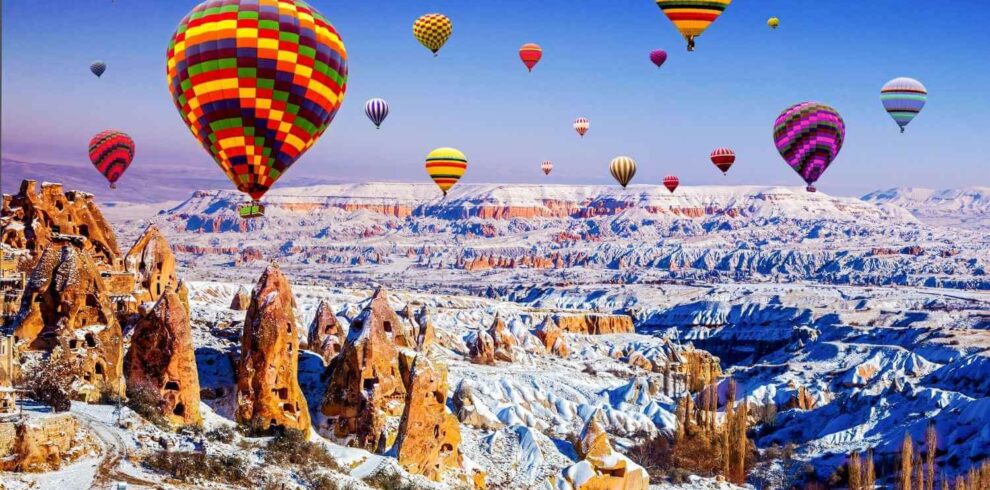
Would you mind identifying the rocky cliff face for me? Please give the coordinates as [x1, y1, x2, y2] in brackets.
[394, 354, 462, 481]
[235, 264, 310, 433]
[555, 313, 635, 335]
[13, 244, 124, 401]
[124, 289, 202, 426]
[307, 299, 343, 363]
[320, 288, 407, 451]
[0, 415, 96, 472]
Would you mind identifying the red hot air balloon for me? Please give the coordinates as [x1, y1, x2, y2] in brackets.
[710, 147, 735, 175]
[88, 130, 135, 188]
[519, 43, 542, 72]
[650, 50, 668, 68]
[663, 175, 680, 193]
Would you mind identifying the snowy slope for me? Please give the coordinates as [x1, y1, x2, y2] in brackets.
[862, 187, 990, 228]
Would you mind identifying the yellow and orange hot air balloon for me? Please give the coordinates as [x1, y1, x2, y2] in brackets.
[655, 0, 732, 51]
[413, 13, 453, 56]
[425, 147, 467, 196]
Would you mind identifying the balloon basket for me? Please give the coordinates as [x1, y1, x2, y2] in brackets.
[806, 185, 817, 193]
[239, 201, 265, 219]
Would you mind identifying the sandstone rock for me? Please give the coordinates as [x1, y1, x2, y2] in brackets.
[229, 286, 250, 311]
[554, 313, 635, 335]
[124, 290, 202, 426]
[320, 289, 407, 451]
[13, 244, 124, 401]
[356, 287, 414, 348]
[0, 415, 93, 472]
[534, 317, 571, 358]
[627, 351, 654, 371]
[307, 300, 343, 363]
[468, 331, 496, 365]
[452, 380, 503, 431]
[124, 224, 184, 309]
[235, 264, 310, 434]
[782, 385, 816, 411]
[416, 317, 437, 351]
[487, 314, 517, 362]
[557, 411, 650, 490]
[395, 354, 462, 481]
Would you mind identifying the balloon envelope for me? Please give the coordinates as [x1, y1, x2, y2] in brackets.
[574, 118, 589, 137]
[365, 98, 390, 129]
[767, 17, 780, 29]
[881, 77, 927, 133]
[655, 0, 732, 51]
[710, 148, 735, 174]
[663, 175, 679, 193]
[89, 130, 134, 188]
[425, 147, 467, 195]
[519, 43, 543, 71]
[90, 60, 106, 78]
[773, 102, 845, 192]
[166, 0, 348, 202]
[650, 50, 668, 68]
[609, 156, 637, 188]
[541, 160, 553, 176]
[413, 13, 453, 55]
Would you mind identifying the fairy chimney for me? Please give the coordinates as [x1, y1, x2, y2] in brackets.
[534, 317, 571, 358]
[229, 286, 250, 311]
[487, 314, 517, 362]
[394, 354, 462, 481]
[307, 300, 343, 363]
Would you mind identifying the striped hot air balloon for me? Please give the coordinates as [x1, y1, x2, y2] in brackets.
[90, 60, 107, 78]
[881, 77, 927, 133]
[609, 156, 637, 188]
[365, 98, 390, 129]
[663, 175, 680, 193]
[88, 130, 135, 188]
[774, 102, 845, 193]
[574, 117, 590, 138]
[655, 0, 732, 51]
[519, 43, 543, 72]
[710, 148, 735, 175]
[541, 160, 553, 176]
[425, 147, 467, 196]
[413, 13, 453, 56]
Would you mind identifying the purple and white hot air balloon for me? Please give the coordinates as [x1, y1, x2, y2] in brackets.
[773, 102, 845, 192]
[364, 98, 390, 129]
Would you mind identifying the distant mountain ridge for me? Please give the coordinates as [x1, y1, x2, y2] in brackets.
[862, 187, 990, 228]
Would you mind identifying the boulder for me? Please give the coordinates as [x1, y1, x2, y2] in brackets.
[124, 289, 202, 426]
[320, 289, 407, 451]
[13, 244, 124, 402]
[394, 354, 462, 481]
[469, 331, 496, 365]
[554, 314, 635, 335]
[556, 411, 650, 490]
[534, 317, 571, 358]
[307, 300, 343, 363]
[235, 264, 310, 434]
[229, 286, 250, 311]
[452, 380, 503, 431]
[487, 314, 517, 362]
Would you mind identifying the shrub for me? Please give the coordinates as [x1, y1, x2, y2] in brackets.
[364, 468, 421, 490]
[143, 451, 249, 485]
[20, 351, 76, 412]
[205, 425, 236, 444]
[126, 378, 168, 427]
[265, 428, 340, 471]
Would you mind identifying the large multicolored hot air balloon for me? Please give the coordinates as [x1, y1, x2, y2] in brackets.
[655, 0, 732, 51]
[649, 50, 668, 68]
[425, 147, 467, 196]
[166, 0, 348, 218]
[365, 98, 390, 129]
[609, 156, 637, 188]
[90, 60, 107, 78]
[541, 160, 553, 176]
[519, 43, 543, 72]
[767, 17, 780, 29]
[663, 175, 680, 193]
[710, 148, 735, 175]
[88, 130, 134, 188]
[574, 118, 589, 138]
[773, 102, 845, 193]
[413, 13, 452, 56]
[881, 77, 927, 133]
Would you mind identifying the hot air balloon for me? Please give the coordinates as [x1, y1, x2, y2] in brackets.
[88, 130, 134, 188]
[767, 17, 780, 29]
[166, 0, 348, 219]
[773, 102, 845, 193]
[365, 98, 390, 129]
[574, 118, 590, 138]
[655, 0, 731, 51]
[425, 147, 467, 196]
[881, 77, 927, 133]
[710, 148, 735, 175]
[90, 60, 107, 78]
[413, 13, 453, 56]
[519, 43, 543, 72]
[650, 50, 668, 68]
[541, 160, 553, 176]
[663, 175, 680, 193]
[609, 156, 637, 188]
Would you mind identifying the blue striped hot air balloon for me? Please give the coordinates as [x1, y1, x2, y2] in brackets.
[881, 77, 927, 133]
[364, 98, 390, 129]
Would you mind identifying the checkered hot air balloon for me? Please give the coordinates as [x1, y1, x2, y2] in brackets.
[88, 130, 134, 188]
[609, 156, 636, 188]
[90, 60, 107, 78]
[519, 43, 542, 72]
[166, 0, 348, 218]
[663, 175, 680, 193]
[655, 0, 732, 51]
[574, 117, 589, 138]
[413, 13, 452, 56]
[773, 102, 845, 193]
[710, 148, 735, 175]
[541, 160, 553, 176]
[881, 77, 927, 133]
[425, 147, 467, 196]
[364, 98, 389, 129]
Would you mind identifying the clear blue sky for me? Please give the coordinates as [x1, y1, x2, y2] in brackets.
[2, 1, 988, 195]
